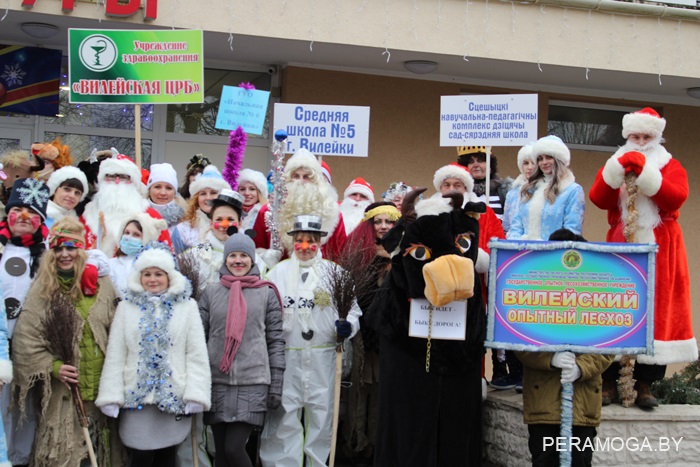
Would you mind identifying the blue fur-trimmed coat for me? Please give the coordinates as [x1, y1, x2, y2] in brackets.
[506, 174, 585, 241]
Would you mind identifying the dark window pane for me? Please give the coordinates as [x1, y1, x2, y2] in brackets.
[548, 105, 627, 148]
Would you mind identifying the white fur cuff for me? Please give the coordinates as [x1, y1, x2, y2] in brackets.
[476, 248, 490, 274]
[0, 360, 12, 384]
[602, 157, 625, 190]
[635, 338, 699, 365]
[635, 162, 663, 197]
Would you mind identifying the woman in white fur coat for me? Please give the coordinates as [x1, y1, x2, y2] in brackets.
[506, 135, 586, 241]
[96, 245, 211, 466]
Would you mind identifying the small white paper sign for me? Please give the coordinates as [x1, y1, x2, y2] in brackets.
[409, 298, 467, 340]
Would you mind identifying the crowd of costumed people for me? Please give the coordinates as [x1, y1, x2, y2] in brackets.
[0, 106, 693, 466]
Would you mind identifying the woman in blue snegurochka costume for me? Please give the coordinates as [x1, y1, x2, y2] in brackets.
[507, 135, 586, 241]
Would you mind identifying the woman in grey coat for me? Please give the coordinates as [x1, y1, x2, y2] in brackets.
[199, 232, 285, 467]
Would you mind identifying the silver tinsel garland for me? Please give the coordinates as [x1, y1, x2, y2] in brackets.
[265, 130, 288, 251]
[123, 281, 192, 414]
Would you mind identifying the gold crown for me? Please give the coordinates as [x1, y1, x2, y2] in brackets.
[456, 146, 488, 156]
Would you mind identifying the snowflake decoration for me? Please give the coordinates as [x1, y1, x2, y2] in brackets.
[1, 64, 27, 88]
[16, 179, 49, 208]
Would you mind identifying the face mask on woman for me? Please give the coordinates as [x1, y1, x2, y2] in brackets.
[120, 235, 143, 256]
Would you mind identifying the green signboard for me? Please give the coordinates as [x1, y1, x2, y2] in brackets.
[68, 29, 204, 104]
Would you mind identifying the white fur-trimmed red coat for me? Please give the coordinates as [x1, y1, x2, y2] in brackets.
[590, 144, 697, 365]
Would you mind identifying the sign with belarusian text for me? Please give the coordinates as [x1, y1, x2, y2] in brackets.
[485, 240, 655, 355]
[215, 85, 270, 135]
[273, 103, 370, 157]
[440, 94, 538, 147]
[68, 29, 203, 104]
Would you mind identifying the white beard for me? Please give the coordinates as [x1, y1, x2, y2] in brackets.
[339, 197, 370, 235]
[83, 181, 148, 254]
[279, 180, 340, 253]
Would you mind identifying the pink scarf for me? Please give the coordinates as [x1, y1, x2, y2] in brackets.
[219, 274, 283, 374]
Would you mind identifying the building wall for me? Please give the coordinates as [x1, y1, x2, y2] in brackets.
[14, 0, 700, 79]
[282, 65, 700, 354]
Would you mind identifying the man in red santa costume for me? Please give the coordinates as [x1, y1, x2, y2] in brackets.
[339, 177, 375, 235]
[81, 153, 171, 255]
[590, 107, 697, 408]
[253, 148, 346, 264]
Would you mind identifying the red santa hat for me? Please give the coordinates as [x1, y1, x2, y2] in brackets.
[47, 166, 89, 201]
[532, 135, 570, 167]
[237, 168, 269, 200]
[433, 163, 474, 193]
[343, 177, 375, 202]
[98, 153, 143, 186]
[321, 161, 332, 183]
[622, 107, 666, 139]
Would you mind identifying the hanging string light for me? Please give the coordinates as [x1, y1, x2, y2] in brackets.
[676, 20, 683, 72]
[382, 0, 391, 63]
[536, 4, 545, 72]
[657, 17, 662, 85]
[483, 0, 491, 53]
[608, 13, 617, 65]
[559, 7, 569, 38]
[463, 0, 471, 61]
[585, 10, 592, 80]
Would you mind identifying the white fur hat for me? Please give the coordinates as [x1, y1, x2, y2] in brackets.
[117, 212, 168, 246]
[237, 168, 268, 200]
[517, 143, 535, 170]
[283, 149, 322, 181]
[47, 166, 89, 201]
[433, 163, 474, 193]
[147, 163, 179, 190]
[622, 107, 666, 139]
[128, 246, 187, 295]
[343, 177, 375, 202]
[189, 165, 231, 196]
[532, 135, 570, 167]
[98, 154, 143, 186]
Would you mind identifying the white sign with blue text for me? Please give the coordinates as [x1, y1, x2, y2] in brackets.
[215, 85, 271, 135]
[440, 94, 538, 147]
[274, 103, 370, 157]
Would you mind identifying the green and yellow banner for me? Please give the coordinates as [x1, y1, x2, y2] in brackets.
[68, 29, 203, 104]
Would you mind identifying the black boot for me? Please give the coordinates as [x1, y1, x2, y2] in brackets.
[601, 379, 618, 406]
[635, 381, 659, 409]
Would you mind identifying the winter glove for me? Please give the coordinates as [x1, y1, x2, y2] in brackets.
[184, 402, 204, 415]
[268, 367, 284, 410]
[335, 319, 352, 339]
[561, 364, 582, 384]
[260, 249, 283, 269]
[475, 248, 490, 274]
[80, 264, 99, 296]
[100, 404, 120, 418]
[87, 249, 111, 277]
[551, 351, 576, 370]
[617, 151, 645, 176]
